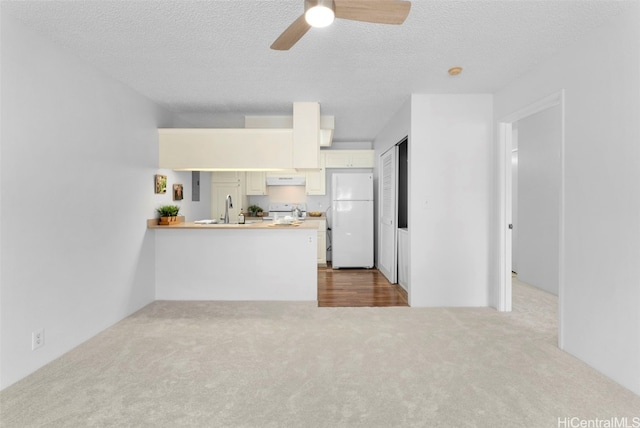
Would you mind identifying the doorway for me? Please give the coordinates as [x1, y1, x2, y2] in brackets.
[396, 138, 409, 290]
[497, 91, 565, 348]
[512, 107, 562, 296]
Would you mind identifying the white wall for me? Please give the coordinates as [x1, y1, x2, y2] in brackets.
[0, 15, 203, 389]
[155, 170, 211, 221]
[373, 95, 493, 307]
[515, 106, 562, 295]
[494, 8, 640, 395]
[0, 6, 4, 388]
[410, 94, 493, 307]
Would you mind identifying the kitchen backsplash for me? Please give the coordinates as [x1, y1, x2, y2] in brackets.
[248, 192, 331, 215]
[247, 170, 372, 216]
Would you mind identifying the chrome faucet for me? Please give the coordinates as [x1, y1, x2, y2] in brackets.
[224, 194, 233, 224]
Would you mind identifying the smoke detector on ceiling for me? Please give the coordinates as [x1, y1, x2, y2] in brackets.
[448, 66, 463, 76]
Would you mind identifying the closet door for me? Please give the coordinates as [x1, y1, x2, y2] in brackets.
[378, 146, 398, 283]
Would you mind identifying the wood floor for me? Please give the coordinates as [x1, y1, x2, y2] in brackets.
[317, 264, 409, 307]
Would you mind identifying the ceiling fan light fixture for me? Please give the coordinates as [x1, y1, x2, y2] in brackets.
[305, 0, 335, 28]
[271, 0, 411, 50]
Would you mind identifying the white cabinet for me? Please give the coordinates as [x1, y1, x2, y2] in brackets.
[246, 172, 267, 195]
[159, 128, 294, 170]
[293, 102, 320, 168]
[324, 150, 375, 168]
[211, 173, 246, 221]
[317, 227, 327, 265]
[159, 103, 324, 170]
[211, 171, 242, 183]
[305, 154, 326, 195]
[211, 183, 242, 221]
[305, 168, 326, 195]
[245, 115, 334, 147]
[306, 218, 327, 265]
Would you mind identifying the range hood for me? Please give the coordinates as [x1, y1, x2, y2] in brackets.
[266, 175, 306, 186]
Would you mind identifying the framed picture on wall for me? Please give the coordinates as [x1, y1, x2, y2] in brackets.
[173, 184, 184, 201]
[155, 174, 167, 194]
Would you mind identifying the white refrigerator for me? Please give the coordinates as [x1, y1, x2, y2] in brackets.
[331, 173, 374, 269]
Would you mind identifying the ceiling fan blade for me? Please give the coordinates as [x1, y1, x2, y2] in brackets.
[334, 0, 411, 25]
[271, 14, 312, 50]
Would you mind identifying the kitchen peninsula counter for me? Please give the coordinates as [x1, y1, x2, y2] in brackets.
[149, 217, 317, 301]
[148, 219, 318, 230]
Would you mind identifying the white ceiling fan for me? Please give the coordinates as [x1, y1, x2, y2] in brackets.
[271, 0, 412, 50]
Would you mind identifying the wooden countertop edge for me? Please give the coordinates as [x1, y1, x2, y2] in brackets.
[148, 217, 318, 230]
[147, 216, 185, 228]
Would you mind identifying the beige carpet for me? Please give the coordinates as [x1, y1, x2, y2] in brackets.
[1, 280, 639, 427]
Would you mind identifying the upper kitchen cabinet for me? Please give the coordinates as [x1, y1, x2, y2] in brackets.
[245, 115, 334, 147]
[292, 102, 320, 169]
[324, 150, 375, 168]
[159, 129, 293, 170]
[246, 171, 267, 195]
[305, 154, 326, 195]
[211, 171, 242, 183]
[319, 117, 334, 147]
[158, 102, 326, 171]
[305, 169, 326, 195]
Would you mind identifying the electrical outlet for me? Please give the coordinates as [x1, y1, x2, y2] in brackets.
[32, 328, 44, 350]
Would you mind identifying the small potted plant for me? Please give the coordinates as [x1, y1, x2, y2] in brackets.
[156, 204, 180, 225]
[248, 204, 264, 217]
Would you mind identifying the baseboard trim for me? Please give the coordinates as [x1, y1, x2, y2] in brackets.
[392, 283, 408, 305]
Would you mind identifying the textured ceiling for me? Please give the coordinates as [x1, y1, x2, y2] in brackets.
[1, 0, 635, 141]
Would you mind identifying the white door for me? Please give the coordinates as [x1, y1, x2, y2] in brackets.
[378, 146, 397, 283]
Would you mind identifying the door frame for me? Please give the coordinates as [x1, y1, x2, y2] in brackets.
[496, 90, 565, 344]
